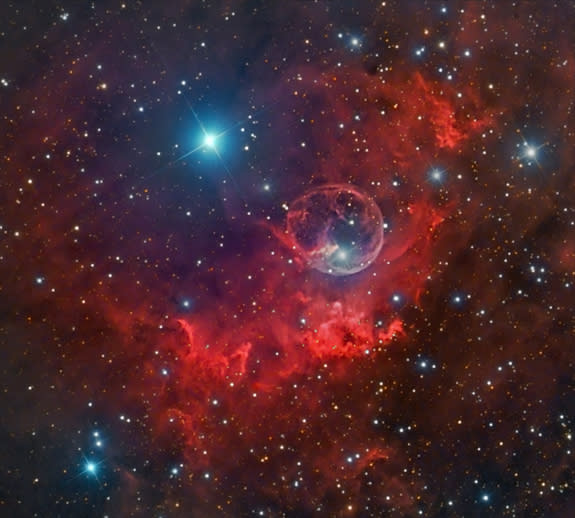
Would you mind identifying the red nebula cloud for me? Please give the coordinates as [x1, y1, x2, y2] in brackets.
[6, 48, 495, 513]
[138, 65, 495, 513]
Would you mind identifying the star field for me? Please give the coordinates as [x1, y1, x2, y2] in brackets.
[0, 1, 574, 517]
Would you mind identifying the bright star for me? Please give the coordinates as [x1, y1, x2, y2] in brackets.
[516, 132, 547, 168]
[428, 167, 446, 183]
[78, 454, 104, 481]
[203, 133, 217, 149]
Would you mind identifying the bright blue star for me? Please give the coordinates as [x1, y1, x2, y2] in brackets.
[79, 454, 104, 481]
[203, 133, 217, 149]
[520, 142, 544, 165]
[428, 167, 445, 183]
[515, 132, 547, 169]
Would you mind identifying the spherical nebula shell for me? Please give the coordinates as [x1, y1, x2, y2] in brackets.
[286, 184, 384, 276]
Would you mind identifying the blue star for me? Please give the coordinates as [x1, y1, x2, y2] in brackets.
[203, 133, 217, 149]
[79, 454, 104, 480]
[428, 167, 446, 183]
[515, 132, 547, 168]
